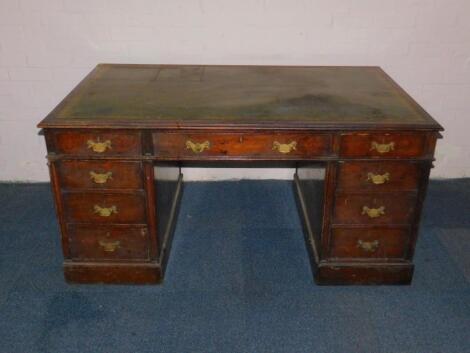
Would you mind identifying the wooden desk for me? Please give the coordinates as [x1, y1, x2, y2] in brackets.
[38, 64, 443, 285]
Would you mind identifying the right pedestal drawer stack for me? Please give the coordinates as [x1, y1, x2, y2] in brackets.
[317, 131, 438, 284]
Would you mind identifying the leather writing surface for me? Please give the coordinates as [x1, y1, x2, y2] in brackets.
[39, 64, 441, 129]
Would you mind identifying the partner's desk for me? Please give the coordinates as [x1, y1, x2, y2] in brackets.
[37, 64, 443, 285]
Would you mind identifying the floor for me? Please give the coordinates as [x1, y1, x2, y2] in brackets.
[0, 179, 469, 353]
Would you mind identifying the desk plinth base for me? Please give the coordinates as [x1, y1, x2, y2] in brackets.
[64, 262, 163, 284]
[315, 262, 413, 285]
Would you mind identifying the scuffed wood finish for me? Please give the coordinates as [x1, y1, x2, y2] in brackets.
[336, 161, 420, 191]
[63, 192, 147, 224]
[329, 228, 409, 259]
[339, 132, 427, 158]
[143, 161, 158, 260]
[153, 131, 332, 160]
[68, 225, 149, 261]
[52, 130, 142, 156]
[57, 160, 143, 190]
[38, 64, 443, 285]
[333, 192, 417, 225]
[316, 263, 414, 285]
[64, 262, 162, 284]
[48, 161, 71, 258]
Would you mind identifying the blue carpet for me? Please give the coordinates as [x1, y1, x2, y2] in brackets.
[0, 180, 469, 353]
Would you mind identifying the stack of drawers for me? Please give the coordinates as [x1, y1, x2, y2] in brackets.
[60, 159, 148, 262]
[48, 130, 159, 282]
[332, 160, 420, 259]
[316, 131, 433, 284]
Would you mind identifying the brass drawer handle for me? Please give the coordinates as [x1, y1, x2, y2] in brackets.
[99, 239, 120, 252]
[93, 205, 118, 217]
[87, 138, 112, 153]
[370, 141, 394, 153]
[186, 140, 210, 153]
[89, 171, 113, 184]
[367, 172, 390, 185]
[362, 206, 385, 218]
[272, 141, 297, 154]
[357, 239, 380, 252]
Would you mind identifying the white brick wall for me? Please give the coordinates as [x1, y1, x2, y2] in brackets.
[0, 0, 469, 181]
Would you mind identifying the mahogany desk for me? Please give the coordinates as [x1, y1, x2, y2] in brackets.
[38, 64, 443, 285]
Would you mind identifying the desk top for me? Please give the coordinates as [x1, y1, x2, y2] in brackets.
[38, 64, 442, 130]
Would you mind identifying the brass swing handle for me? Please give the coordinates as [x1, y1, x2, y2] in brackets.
[89, 171, 113, 184]
[367, 172, 390, 185]
[186, 140, 210, 153]
[93, 205, 118, 217]
[99, 239, 121, 252]
[357, 239, 380, 253]
[87, 139, 112, 153]
[370, 141, 395, 154]
[272, 141, 297, 154]
[362, 206, 385, 218]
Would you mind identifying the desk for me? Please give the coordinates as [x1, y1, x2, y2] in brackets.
[38, 64, 443, 285]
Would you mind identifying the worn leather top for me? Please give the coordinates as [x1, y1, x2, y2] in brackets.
[38, 64, 442, 130]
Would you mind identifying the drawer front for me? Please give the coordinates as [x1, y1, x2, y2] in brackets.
[57, 160, 143, 190]
[340, 132, 426, 158]
[153, 132, 331, 159]
[63, 192, 146, 224]
[329, 228, 409, 259]
[68, 225, 149, 261]
[333, 193, 417, 225]
[337, 162, 421, 191]
[53, 130, 141, 156]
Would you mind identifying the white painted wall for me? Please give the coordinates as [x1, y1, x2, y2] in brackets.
[0, 0, 469, 181]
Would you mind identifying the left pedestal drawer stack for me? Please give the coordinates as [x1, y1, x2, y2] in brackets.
[45, 130, 161, 284]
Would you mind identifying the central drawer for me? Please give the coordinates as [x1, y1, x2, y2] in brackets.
[63, 192, 147, 224]
[152, 132, 332, 159]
